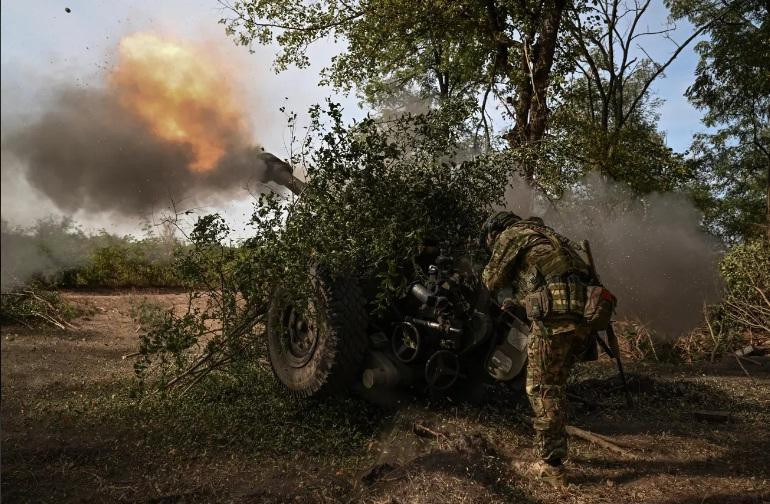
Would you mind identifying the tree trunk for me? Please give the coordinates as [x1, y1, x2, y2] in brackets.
[766, 161, 769, 242]
[507, 0, 567, 185]
[527, 0, 567, 145]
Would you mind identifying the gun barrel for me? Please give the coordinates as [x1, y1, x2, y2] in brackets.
[257, 152, 306, 195]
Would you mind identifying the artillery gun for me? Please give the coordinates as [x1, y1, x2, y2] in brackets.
[258, 153, 625, 402]
[259, 153, 531, 400]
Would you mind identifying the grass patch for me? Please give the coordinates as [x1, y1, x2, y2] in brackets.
[30, 363, 389, 468]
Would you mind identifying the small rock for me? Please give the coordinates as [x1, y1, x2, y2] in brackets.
[735, 345, 757, 357]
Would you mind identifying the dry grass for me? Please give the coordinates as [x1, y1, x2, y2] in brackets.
[613, 314, 769, 364]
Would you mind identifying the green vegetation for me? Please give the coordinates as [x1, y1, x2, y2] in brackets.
[3, 0, 767, 390]
[208, 0, 770, 371]
[0, 287, 83, 329]
[2, 3, 768, 502]
[1, 218, 184, 290]
[131, 105, 513, 390]
[719, 240, 770, 334]
[68, 366, 385, 464]
[219, 0, 766, 215]
[611, 240, 770, 364]
[671, 0, 769, 242]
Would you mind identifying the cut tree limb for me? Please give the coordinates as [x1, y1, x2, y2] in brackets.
[734, 354, 756, 382]
[412, 422, 448, 440]
[514, 412, 638, 459]
[565, 425, 638, 459]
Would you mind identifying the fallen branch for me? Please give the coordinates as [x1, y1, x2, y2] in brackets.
[734, 354, 755, 382]
[179, 355, 234, 396]
[1, 289, 78, 330]
[564, 425, 638, 459]
[754, 286, 770, 309]
[412, 422, 449, 441]
[737, 355, 765, 367]
[162, 351, 215, 389]
[514, 413, 638, 459]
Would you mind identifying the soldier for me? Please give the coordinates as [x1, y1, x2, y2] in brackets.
[480, 211, 605, 486]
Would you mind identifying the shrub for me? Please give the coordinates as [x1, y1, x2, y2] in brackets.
[73, 237, 184, 288]
[0, 286, 81, 329]
[1, 218, 184, 290]
[719, 239, 770, 335]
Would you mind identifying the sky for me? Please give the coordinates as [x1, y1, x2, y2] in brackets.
[0, 0, 709, 235]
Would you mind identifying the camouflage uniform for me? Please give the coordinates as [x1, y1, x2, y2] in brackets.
[482, 219, 591, 464]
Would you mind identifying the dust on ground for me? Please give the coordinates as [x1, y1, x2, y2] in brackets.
[2, 291, 769, 503]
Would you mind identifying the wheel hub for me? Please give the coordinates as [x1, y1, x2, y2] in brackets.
[282, 305, 319, 367]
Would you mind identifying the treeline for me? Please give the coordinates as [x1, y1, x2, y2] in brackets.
[0, 218, 184, 291]
[221, 0, 769, 244]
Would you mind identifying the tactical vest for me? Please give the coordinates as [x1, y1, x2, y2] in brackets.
[510, 220, 593, 320]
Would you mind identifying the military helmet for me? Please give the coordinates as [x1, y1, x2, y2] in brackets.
[479, 211, 521, 249]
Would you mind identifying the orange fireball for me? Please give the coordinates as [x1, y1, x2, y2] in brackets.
[110, 33, 247, 172]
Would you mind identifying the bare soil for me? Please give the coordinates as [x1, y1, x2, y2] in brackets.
[2, 291, 769, 503]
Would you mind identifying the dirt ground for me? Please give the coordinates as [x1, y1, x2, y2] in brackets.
[2, 291, 769, 503]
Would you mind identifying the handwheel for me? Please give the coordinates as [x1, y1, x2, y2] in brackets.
[391, 322, 421, 363]
[424, 350, 460, 390]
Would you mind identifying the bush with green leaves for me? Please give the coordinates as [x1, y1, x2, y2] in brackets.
[72, 235, 183, 288]
[133, 104, 517, 390]
[247, 104, 513, 302]
[0, 286, 82, 330]
[1, 218, 184, 290]
[719, 239, 770, 334]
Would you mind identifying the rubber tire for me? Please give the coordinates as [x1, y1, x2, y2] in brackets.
[267, 274, 368, 399]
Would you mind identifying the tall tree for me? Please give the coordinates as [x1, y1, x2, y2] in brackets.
[219, 0, 575, 180]
[546, 69, 690, 195]
[669, 0, 770, 241]
[508, 0, 705, 198]
[553, 0, 710, 186]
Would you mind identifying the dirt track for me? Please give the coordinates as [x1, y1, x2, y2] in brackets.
[2, 291, 769, 503]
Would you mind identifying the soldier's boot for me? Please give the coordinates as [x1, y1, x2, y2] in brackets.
[513, 459, 567, 487]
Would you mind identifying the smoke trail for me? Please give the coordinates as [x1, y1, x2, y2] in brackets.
[505, 173, 722, 336]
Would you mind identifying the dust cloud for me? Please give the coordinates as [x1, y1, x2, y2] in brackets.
[505, 173, 722, 336]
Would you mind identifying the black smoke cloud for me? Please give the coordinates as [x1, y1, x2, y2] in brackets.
[4, 87, 292, 216]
